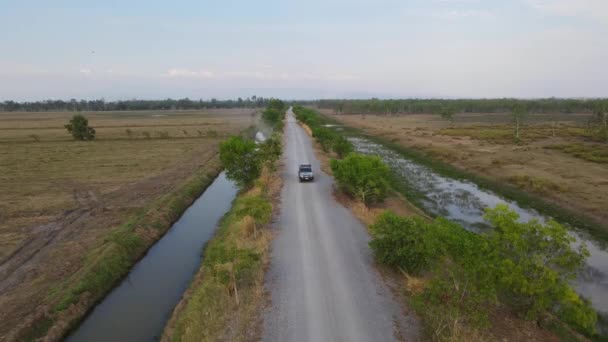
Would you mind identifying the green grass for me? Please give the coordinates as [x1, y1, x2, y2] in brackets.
[545, 143, 608, 164]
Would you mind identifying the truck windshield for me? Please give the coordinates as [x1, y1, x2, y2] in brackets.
[300, 167, 312, 172]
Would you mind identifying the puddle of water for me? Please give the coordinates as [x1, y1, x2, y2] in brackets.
[67, 172, 238, 342]
[349, 136, 608, 314]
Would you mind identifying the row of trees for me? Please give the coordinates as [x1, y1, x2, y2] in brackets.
[316, 98, 608, 115]
[0, 96, 274, 112]
[293, 106, 391, 204]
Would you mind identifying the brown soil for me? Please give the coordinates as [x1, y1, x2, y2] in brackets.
[0, 149, 222, 341]
[0, 110, 254, 340]
[325, 111, 608, 228]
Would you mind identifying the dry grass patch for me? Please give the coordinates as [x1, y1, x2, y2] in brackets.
[508, 174, 568, 194]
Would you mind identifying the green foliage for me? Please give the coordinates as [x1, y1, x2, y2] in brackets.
[369, 213, 440, 274]
[262, 98, 286, 127]
[332, 135, 354, 158]
[64, 114, 96, 140]
[235, 196, 272, 225]
[0, 96, 279, 112]
[484, 205, 592, 326]
[330, 153, 391, 204]
[220, 136, 261, 187]
[439, 106, 456, 123]
[312, 127, 335, 151]
[369, 205, 596, 335]
[316, 98, 608, 115]
[294, 105, 353, 158]
[258, 133, 282, 170]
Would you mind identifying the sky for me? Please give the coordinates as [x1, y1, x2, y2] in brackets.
[1, 0, 607, 101]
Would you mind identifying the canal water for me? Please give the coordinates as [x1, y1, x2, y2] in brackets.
[349, 136, 608, 315]
[67, 172, 238, 342]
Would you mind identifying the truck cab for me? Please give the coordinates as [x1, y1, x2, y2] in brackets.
[298, 164, 314, 182]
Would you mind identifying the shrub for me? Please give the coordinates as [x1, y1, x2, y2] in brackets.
[65, 114, 95, 140]
[220, 136, 261, 187]
[330, 153, 391, 204]
[369, 205, 596, 335]
[142, 131, 151, 139]
[312, 127, 335, 152]
[484, 205, 593, 329]
[258, 133, 282, 170]
[369, 212, 439, 274]
[125, 129, 134, 139]
[332, 135, 354, 158]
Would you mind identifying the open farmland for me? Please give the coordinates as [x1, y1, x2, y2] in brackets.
[0, 109, 254, 339]
[324, 110, 608, 231]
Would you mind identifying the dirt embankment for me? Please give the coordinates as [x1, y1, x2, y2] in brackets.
[325, 111, 608, 230]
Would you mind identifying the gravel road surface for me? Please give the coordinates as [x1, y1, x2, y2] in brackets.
[263, 108, 417, 342]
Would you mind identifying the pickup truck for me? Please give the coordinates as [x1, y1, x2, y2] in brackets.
[298, 164, 314, 182]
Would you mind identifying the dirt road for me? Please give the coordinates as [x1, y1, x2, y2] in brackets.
[263, 108, 417, 341]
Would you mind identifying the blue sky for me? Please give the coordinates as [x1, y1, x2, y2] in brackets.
[1, 0, 607, 100]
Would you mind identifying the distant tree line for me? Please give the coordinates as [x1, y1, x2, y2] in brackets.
[315, 98, 608, 115]
[0, 96, 273, 112]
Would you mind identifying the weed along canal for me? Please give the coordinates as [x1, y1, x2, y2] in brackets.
[348, 135, 608, 317]
[67, 172, 238, 342]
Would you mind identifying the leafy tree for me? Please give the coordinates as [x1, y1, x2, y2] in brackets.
[330, 153, 392, 204]
[512, 104, 528, 141]
[258, 133, 282, 170]
[592, 103, 608, 141]
[439, 106, 456, 125]
[369, 213, 440, 274]
[332, 135, 353, 158]
[64, 114, 95, 140]
[484, 205, 592, 325]
[220, 136, 261, 187]
[312, 127, 335, 152]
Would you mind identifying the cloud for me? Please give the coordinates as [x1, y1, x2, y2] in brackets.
[79, 68, 92, 75]
[431, 9, 494, 19]
[166, 68, 214, 78]
[524, 0, 608, 20]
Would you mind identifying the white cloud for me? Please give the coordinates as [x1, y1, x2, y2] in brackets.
[525, 0, 608, 20]
[166, 68, 214, 78]
[431, 9, 494, 19]
[79, 68, 92, 75]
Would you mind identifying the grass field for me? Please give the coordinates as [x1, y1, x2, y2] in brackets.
[324, 110, 608, 234]
[0, 109, 254, 340]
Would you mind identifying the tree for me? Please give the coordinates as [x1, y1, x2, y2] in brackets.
[592, 103, 608, 140]
[220, 136, 261, 187]
[439, 106, 456, 125]
[512, 104, 528, 141]
[330, 153, 392, 205]
[332, 135, 353, 158]
[484, 205, 595, 332]
[258, 133, 282, 171]
[64, 114, 95, 140]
